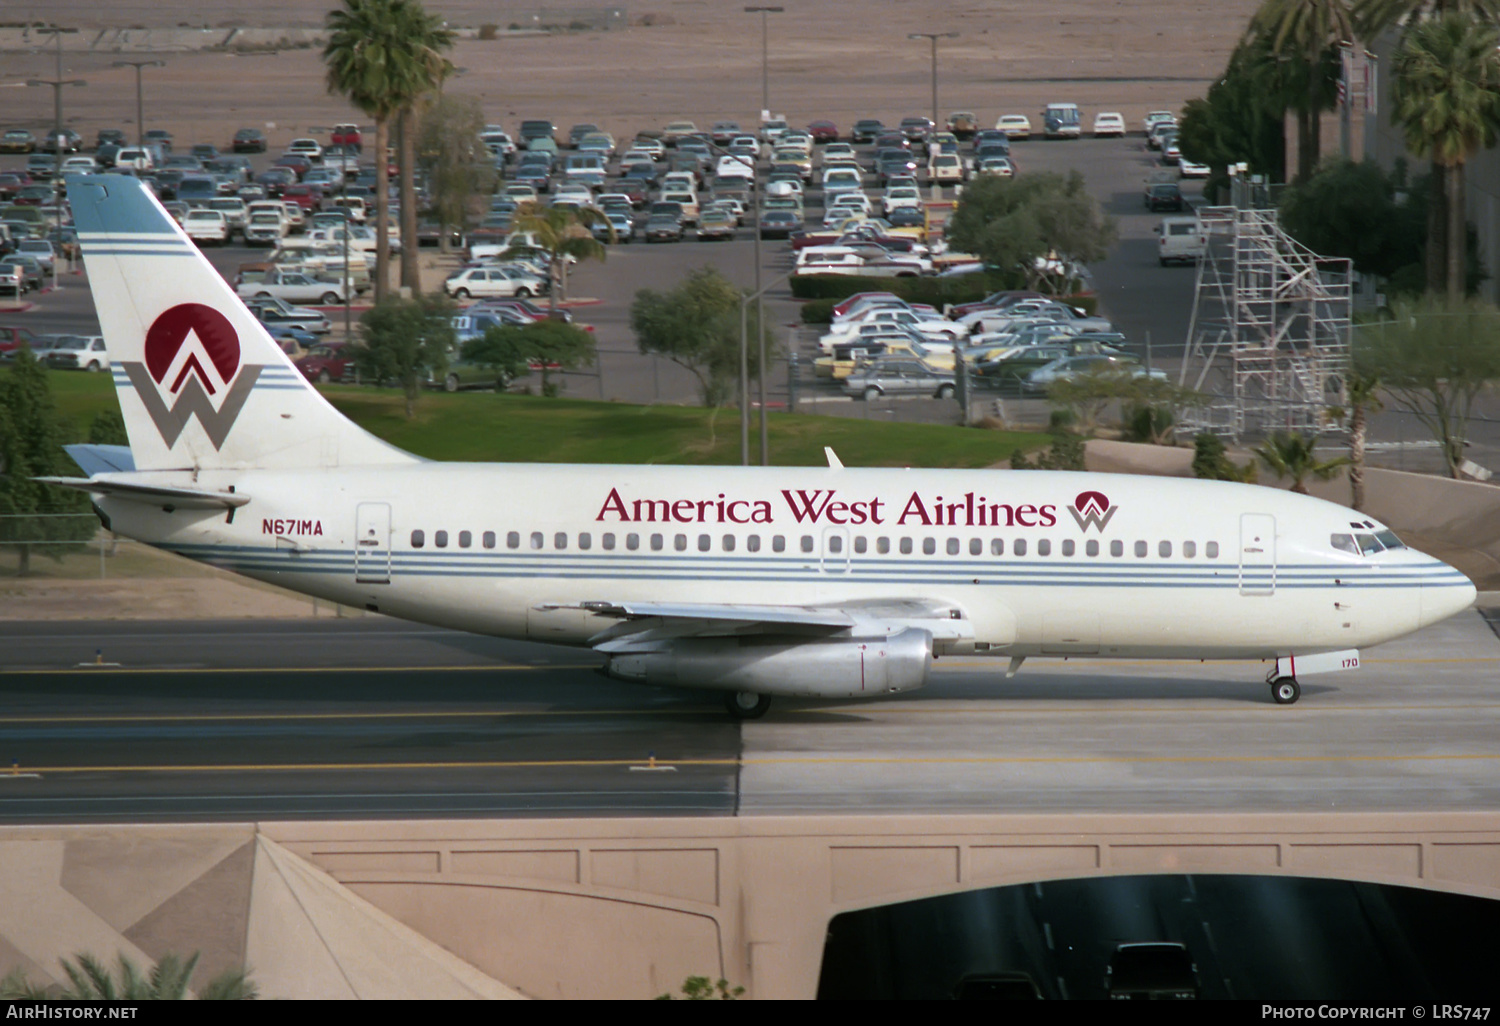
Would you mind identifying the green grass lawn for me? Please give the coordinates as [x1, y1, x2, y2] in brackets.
[44, 372, 1043, 468]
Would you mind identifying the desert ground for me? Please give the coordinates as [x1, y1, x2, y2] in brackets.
[2, 1, 1263, 150]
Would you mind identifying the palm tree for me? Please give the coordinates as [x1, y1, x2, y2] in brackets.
[1352, 1, 1500, 294]
[1337, 371, 1383, 510]
[1255, 431, 1351, 493]
[323, 0, 452, 304]
[393, 6, 453, 296]
[1250, 0, 1357, 180]
[0, 952, 257, 1000]
[1391, 12, 1500, 300]
[503, 203, 610, 316]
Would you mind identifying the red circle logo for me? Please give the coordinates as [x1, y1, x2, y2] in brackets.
[144, 303, 240, 389]
[1075, 491, 1110, 517]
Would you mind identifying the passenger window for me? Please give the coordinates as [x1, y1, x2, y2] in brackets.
[900, 537, 913, 555]
[483, 531, 496, 549]
[579, 532, 592, 550]
[801, 535, 814, 553]
[773, 535, 786, 552]
[530, 531, 543, 550]
[944, 538, 958, 555]
[698, 534, 711, 552]
[1086, 540, 1099, 557]
[410, 529, 424, 548]
[1159, 541, 1172, 557]
[1110, 540, 1123, 557]
[1134, 540, 1148, 558]
[1013, 538, 1027, 556]
[435, 530, 448, 548]
[603, 533, 616, 550]
[991, 538, 1004, 555]
[748, 535, 761, 552]
[723, 534, 735, 552]
[828, 534, 843, 554]
[459, 531, 472, 549]
[1356, 533, 1383, 554]
[854, 536, 868, 554]
[507, 531, 520, 549]
[674, 534, 687, 551]
[651, 533, 664, 551]
[1037, 539, 1051, 556]
[923, 538, 936, 555]
[1183, 541, 1196, 558]
[627, 533, 640, 550]
[554, 532, 567, 549]
[969, 538, 982, 556]
[1062, 539, 1075, 556]
[877, 537, 890, 554]
[1206, 542, 1219, 558]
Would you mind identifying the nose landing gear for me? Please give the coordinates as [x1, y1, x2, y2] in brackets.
[1268, 672, 1301, 705]
[725, 691, 772, 720]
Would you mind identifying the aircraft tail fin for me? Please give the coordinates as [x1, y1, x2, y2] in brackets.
[68, 174, 417, 472]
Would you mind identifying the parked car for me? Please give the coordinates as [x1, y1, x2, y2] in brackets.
[0, 130, 35, 154]
[236, 269, 347, 306]
[995, 114, 1032, 139]
[43, 335, 108, 371]
[1025, 354, 1167, 394]
[443, 264, 547, 300]
[645, 213, 683, 243]
[696, 207, 737, 241]
[248, 296, 332, 334]
[1156, 216, 1207, 265]
[232, 128, 267, 153]
[295, 341, 354, 383]
[945, 111, 979, 140]
[331, 123, 363, 151]
[15, 239, 55, 272]
[807, 119, 840, 144]
[1092, 111, 1127, 136]
[851, 119, 886, 144]
[843, 356, 956, 400]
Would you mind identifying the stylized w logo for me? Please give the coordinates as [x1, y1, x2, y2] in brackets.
[125, 302, 262, 449]
[1068, 490, 1117, 532]
[123, 361, 261, 448]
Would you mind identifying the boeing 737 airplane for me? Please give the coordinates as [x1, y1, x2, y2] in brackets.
[41, 175, 1477, 718]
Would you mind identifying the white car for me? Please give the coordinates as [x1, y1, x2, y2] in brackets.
[716, 154, 755, 181]
[60, 156, 98, 174]
[181, 208, 229, 245]
[881, 186, 922, 215]
[114, 147, 154, 171]
[927, 153, 966, 182]
[236, 269, 347, 306]
[1179, 157, 1210, 178]
[1142, 110, 1177, 136]
[444, 264, 547, 301]
[995, 115, 1032, 139]
[1092, 112, 1126, 137]
[286, 138, 323, 162]
[244, 211, 289, 245]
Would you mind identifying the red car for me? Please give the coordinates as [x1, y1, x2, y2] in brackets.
[273, 154, 312, 179]
[807, 120, 839, 144]
[331, 123, 362, 151]
[295, 341, 354, 384]
[281, 184, 325, 212]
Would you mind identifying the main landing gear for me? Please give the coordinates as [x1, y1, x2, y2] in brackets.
[1268, 673, 1301, 705]
[725, 691, 772, 720]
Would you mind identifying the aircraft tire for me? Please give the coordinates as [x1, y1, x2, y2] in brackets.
[725, 691, 772, 720]
[1271, 677, 1301, 705]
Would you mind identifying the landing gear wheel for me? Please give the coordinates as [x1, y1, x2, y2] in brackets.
[1271, 677, 1301, 705]
[725, 691, 772, 720]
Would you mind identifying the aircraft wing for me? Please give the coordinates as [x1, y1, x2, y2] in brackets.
[571, 598, 973, 652]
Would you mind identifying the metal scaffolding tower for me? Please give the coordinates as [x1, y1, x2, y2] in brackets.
[1180, 167, 1353, 439]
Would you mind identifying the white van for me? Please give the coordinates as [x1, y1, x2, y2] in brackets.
[1155, 216, 1206, 266]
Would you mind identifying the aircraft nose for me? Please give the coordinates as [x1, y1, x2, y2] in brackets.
[1420, 576, 1478, 629]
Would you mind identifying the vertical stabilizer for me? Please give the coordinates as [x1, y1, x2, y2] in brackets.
[69, 174, 417, 471]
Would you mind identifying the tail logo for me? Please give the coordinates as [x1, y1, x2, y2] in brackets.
[122, 303, 262, 449]
[1067, 490, 1118, 533]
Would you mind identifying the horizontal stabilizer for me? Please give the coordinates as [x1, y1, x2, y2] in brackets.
[64, 444, 137, 476]
[35, 476, 249, 510]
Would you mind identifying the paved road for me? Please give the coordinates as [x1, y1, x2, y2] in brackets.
[0, 609, 1494, 822]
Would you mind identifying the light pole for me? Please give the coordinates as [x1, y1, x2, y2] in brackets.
[744, 6, 784, 118]
[111, 59, 165, 146]
[908, 32, 957, 130]
[705, 141, 761, 466]
[28, 25, 83, 293]
[313, 125, 355, 339]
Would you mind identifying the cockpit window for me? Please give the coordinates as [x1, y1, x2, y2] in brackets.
[1331, 534, 1359, 555]
[1375, 529, 1406, 550]
[1356, 533, 1384, 554]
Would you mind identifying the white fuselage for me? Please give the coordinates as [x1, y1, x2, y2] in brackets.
[98, 463, 1475, 663]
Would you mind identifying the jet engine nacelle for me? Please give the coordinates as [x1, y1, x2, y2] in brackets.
[604, 628, 932, 698]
